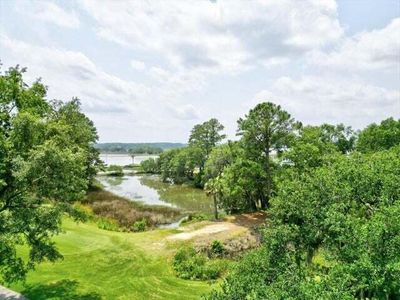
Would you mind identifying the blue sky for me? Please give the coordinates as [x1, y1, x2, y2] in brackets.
[1, 0, 399, 142]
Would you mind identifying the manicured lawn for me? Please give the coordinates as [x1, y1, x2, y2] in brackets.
[9, 218, 214, 299]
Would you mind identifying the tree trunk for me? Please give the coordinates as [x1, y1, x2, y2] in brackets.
[264, 143, 271, 208]
[260, 193, 267, 209]
[213, 194, 218, 220]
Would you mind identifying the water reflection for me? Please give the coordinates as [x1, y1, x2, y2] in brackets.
[98, 174, 213, 213]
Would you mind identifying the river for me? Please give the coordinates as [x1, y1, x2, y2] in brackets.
[97, 174, 213, 214]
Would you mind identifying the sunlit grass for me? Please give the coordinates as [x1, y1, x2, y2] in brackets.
[10, 218, 215, 300]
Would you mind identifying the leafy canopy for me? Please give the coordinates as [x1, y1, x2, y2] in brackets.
[0, 66, 99, 283]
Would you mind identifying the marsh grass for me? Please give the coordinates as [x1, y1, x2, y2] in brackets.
[84, 186, 181, 230]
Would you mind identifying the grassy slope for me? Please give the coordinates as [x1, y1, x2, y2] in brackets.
[10, 218, 214, 300]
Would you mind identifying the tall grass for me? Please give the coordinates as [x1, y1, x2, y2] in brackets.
[84, 185, 181, 230]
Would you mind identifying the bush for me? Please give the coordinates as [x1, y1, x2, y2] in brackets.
[132, 219, 147, 232]
[209, 240, 225, 258]
[140, 158, 159, 174]
[172, 247, 225, 280]
[181, 213, 209, 225]
[97, 217, 120, 231]
[107, 164, 124, 176]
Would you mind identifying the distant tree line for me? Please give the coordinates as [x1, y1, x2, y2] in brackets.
[95, 142, 185, 154]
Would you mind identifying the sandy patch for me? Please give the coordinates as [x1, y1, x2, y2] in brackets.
[167, 222, 242, 241]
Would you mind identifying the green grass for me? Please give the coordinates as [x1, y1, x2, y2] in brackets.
[10, 218, 214, 299]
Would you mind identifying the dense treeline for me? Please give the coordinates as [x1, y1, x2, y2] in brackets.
[0, 66, 100, 283]
[141, 102, 399, 299]
[208, 147, 400, 299]
[95, 142, 184, 154]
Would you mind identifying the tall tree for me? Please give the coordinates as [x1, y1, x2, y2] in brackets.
[320, 123, 356, 154]
[189, 118, 226, 164]
[237, 102, 300, 208]
[283, 125, 340, 171]
[356, 117, 400, 153]
[0, 66, 99, 283]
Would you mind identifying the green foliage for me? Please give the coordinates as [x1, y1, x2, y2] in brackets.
[132, 219, 147, 232]
[209, 240, 225, 258]
[159, 118, 226, 186]
[140, 157, 160, 173]
[189, 118, 226, 159]
[282, 125, 340, 171]
[236, 102, 300, 208]
[173, 247, 225, 280]
[97, 217, 120, 231]
[159, 147, 199, 184]
[207, 147, 400, 299]
[128, 146, 163, 154]
[95, 142, 184, 153]
[356, 117, 400, 153]
[319, 123, 356, 154]
[212, 158, 267, 213]
[107, 164, 124, 176]
[203, 142, 236, 183]
[0, 66, 99, 283]
[181, 213, 209, 224]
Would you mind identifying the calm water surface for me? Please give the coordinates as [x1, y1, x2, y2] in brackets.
[97, 174, 213, 214]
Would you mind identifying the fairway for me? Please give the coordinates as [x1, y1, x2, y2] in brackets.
[9, 219, 214, 299]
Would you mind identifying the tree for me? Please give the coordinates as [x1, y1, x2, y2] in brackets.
[204, 179, 219, 219]
[140, 158, 159, 174]
[203, 142, 236, 183]
[356, 117, 400, 153]
[159, 119, 226, 186]
[237, 102, 300, 208]
[214, 158, 267, 213]
[207, 146, 400, 300]
[0, 66, 99, 283]
[320, 123, 356, 154]
[188, 118, 226, 172]
[282, 125, 340, 171]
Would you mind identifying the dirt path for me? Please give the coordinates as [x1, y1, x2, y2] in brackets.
[166, 212, 267, 243]
[167, 222, 242, 241]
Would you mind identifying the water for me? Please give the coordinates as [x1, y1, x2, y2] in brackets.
[100, 153, 159, 166]
[97, 174, 213, 214]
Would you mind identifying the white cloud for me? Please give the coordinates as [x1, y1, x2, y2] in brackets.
[2, 1, 398, 142]
[0, 34, 205, 141]
[21, 1, 80, 29]
[252, 75, 400, 129]
[308, 18, 400, 71]
[80, 0, 343, 73]
[168, 104, 200, 120]
[130, 60, 146, 71]
[0, 33, 148, 114]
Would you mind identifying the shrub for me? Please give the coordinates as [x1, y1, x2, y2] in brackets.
[181, 213, 209, 225]
[107, 164, 124, 176]
[172, 247, 225, 280]
[97, 217, 120, 231]
[209, 240, 225, 258]
[132, 219, 147, 232]
[140, 158, 159, 174]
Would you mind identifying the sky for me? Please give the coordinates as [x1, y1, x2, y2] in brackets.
[0, 0, 399, 143]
